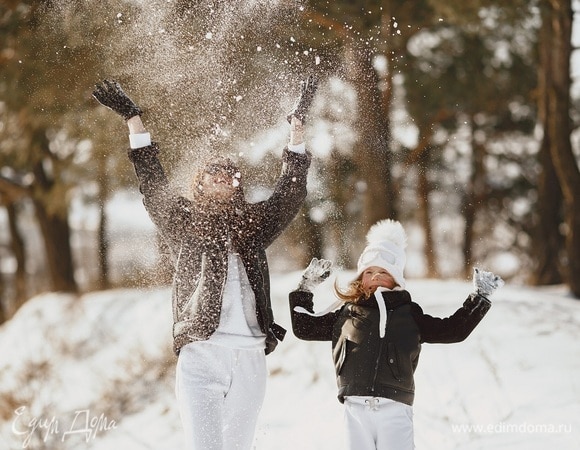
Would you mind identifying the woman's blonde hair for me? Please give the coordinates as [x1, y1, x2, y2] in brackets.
[334, 274, 370, 304]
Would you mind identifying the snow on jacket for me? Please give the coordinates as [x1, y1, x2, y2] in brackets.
[129, 143, 310, 355]
[289, 289, 491, 405]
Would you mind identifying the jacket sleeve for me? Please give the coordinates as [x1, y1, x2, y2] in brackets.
[255, 148, 311, 248]
[128, 144, 188, 243]
[289, 290, 339, 341]
[412, 294, 491, 344]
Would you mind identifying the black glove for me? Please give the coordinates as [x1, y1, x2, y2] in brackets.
[287, 75, 318, 124]
[92, 79, 142, 120]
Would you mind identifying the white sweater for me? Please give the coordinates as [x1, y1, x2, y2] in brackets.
[207, 253, 266, 350]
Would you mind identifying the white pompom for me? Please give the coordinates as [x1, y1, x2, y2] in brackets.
[366, 219, 407, 249]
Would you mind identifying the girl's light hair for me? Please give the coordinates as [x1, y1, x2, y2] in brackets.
[334, 274, 370, 304]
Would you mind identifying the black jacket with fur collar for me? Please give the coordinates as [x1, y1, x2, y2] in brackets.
[290, 289, 491, 405]
[129, 143, 310, 355]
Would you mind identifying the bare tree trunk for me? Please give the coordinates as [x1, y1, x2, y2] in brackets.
[0, 243, 5, 324]
[417, 151, 439, 277]
[344, 43, 395, 236]
[462, 116, 487, 277]
[98, 201, 110, 289]
[531, 5, 565, 286]
[0, 194, 28, 319]
[462, 196, 475, 277]
[30, 131, 77, 294]
[97, 158, 111, 290]
[544, 0, 580, 297]
[532, 104, 564, 283]
[532, 141, 564, 284]
[405, 124, 440, 278]
[0, 155, 78, 294]
[300, 202, 324, 266]
[7, 202, 27, 312]
[328, 149, 359, 268]
[32, 198, 77, 293]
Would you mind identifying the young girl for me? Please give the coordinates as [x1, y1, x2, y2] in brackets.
[289, 219, 503, 450]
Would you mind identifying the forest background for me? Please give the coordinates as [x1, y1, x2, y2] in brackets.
[1, 0, 580, 325]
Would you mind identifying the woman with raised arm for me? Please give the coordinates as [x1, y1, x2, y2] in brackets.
[93, 76, 317, 450]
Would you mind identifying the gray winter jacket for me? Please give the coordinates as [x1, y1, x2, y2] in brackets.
[129, 143, 310, 355]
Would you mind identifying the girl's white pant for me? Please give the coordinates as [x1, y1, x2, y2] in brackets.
[344, 396, 415, 450]
[175, 341, 267, 450]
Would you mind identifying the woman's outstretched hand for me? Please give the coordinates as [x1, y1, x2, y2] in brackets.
[93, 79, 142, 120]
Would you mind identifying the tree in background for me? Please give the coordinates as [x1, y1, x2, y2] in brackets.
[404, 4, 539, 277]
[533, 1, 566, 286]
[538, 0, 580, 297]
[0, 0, 139, 313]
[290, 0, 438, 265]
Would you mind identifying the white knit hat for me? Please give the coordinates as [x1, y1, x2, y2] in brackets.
[356, 219, 407, 289]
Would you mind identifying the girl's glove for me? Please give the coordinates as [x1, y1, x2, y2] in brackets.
[287, 75, 318, 124]
[473, 268, 504, 298]
[93, 79, 143, 120]
[297, 258, 333, 292]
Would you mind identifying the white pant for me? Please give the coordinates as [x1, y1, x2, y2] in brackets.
[344, 396, 415, 450]
[175, 341, 267, 450]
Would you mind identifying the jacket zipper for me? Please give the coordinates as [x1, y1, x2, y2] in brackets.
[370, 308, 392, 393]
[370, 340, 385, 394]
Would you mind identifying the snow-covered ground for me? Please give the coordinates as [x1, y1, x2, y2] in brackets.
[0, 273, 579, 450]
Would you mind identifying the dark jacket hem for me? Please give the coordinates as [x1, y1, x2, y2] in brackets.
[338, 384, 415, 406]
